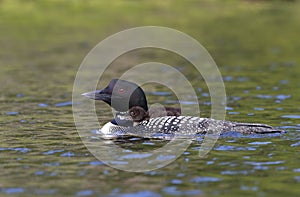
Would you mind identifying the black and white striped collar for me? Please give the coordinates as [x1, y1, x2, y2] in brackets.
[111, 111, 134, 127]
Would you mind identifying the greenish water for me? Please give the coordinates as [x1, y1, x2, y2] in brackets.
[1, 0, 300, 196]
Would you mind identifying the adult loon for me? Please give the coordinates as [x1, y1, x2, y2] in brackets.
[82, 79, 284, 138]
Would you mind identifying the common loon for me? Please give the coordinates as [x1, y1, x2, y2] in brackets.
[82, 79, 284, 138]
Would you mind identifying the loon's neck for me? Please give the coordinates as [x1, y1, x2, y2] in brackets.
[111, 111, 134, 127]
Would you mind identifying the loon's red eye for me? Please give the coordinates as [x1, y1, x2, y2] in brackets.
[118, 88, 126, 94]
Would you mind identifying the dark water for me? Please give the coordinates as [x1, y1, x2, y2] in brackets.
[1, 61, 300, 197]
[0, 23, 299, 196]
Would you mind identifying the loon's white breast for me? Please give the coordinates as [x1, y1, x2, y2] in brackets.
[99, 122, 119, 135]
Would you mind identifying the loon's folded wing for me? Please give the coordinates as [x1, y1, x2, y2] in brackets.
[98, 116, 285, 139]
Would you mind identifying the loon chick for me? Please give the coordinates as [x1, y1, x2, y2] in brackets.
[129, 106, 181, 123]
[82, 79, 284, 138]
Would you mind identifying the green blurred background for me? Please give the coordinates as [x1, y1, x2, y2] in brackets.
[1, 0, 299, 97]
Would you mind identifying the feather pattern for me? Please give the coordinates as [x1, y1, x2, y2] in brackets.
[99, 116, 284, 139]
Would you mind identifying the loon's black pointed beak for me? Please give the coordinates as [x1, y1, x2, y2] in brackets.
[81, 90, 111, 102]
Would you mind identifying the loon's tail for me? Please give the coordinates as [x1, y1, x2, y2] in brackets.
[230, 122, 285, 134]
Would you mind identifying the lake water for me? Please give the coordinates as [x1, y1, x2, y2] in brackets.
[1, 53, 299, 197]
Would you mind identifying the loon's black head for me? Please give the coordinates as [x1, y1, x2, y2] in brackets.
[82, 79, 148, 112]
